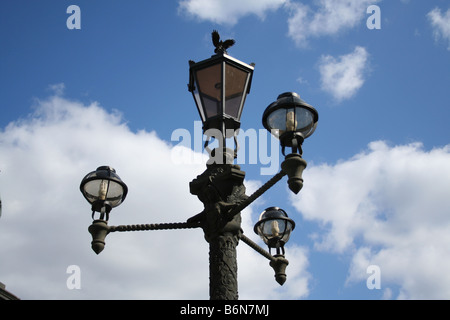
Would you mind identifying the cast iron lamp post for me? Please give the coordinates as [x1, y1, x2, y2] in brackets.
[79, 30, 319, 300]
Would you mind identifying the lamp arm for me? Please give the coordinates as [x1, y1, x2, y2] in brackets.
[240, 233, 290, 286]
[88, 220, 202, 254]
[225, 170, 286, 220]
[108, 221, 202, 233]
[240, 233, 275, 262]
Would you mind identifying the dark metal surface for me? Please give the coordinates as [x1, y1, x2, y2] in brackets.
[189, 163, 247, 299]
[212, 30, 235, 54]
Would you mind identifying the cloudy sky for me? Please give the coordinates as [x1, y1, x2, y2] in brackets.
[1, 0, 449, 300]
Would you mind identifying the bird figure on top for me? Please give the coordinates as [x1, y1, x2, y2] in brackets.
[212, 30, 235, 54]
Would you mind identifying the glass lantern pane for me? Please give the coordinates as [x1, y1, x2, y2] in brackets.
[266, 109, 288, 138]
[105, 181, 126, 207]
[295, 107, 315, 137]
[225, 63, 248, 119]
[262, 219, 286, 240]
[192, 85, 206, 122]
[203, 96, 221, 119]
[83, 179, 124, 207]
[266, 107, 316, 138]
[196, 64, 222, 118]
[83, 180, 101, 204]
[280, 220, 293, 243]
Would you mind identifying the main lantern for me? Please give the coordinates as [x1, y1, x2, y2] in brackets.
[188, 31, 254, 162]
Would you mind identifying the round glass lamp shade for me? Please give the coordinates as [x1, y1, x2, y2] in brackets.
[254, 207, 295, 254]
[80, 166, 128, 212]
[263, 92, 318, 146]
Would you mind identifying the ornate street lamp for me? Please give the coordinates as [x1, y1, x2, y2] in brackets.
[79, 30, 319, 300]
[80, 166, 128, 254]
[188, 30, 254, 163]
[263, 92, 319, 194]
[254, 207, 295, 256]
[253, 207, 295, 286]
[263, 92, 318, 156]
[80, 166, 128, 221]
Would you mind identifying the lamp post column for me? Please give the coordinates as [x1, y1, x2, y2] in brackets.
[208, 217, 241, 300]
[189, 162, 247, 300]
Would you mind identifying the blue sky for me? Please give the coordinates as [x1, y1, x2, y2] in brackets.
[1, 0, 450, 300]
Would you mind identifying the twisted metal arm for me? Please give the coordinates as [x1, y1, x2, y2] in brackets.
[240, 233, 275, 262]
[108, 224, 275, 263]
[240, 233, 290, 285]
[108, 221, 202, 233]
[225, 170, 286, 219]
[107, 169, 286, 240]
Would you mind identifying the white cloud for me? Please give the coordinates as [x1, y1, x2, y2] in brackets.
[178, 0, 380, 49]
[286, 0, 380, 46]
[47, 83, 65, 96]
[291, 141, 450, 299]
[0, 89, 310, 299]
[427, 7, 450, 50]
[286, 2, 310, 45]
[319, 46, 369, 102]
[178, 0, 286, 25]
